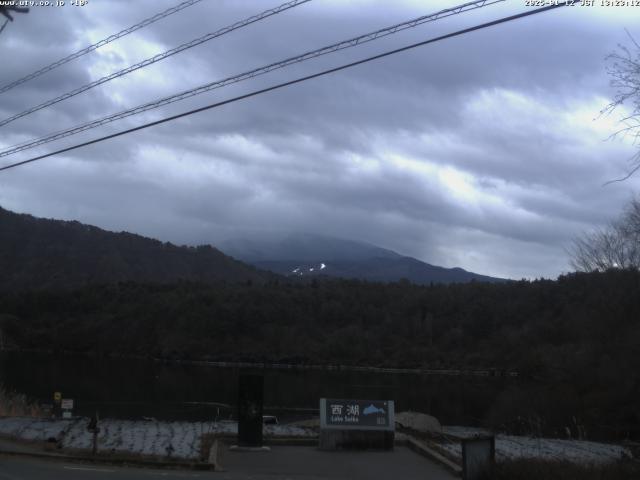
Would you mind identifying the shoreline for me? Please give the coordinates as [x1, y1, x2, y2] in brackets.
[0, 349, 519, 377]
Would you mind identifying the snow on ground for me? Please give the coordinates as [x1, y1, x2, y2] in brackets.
[440, 426, 631, 465]
[0, 417, 315, 459]
[1, 417, 629, 464]
[0, 417, 73, 440]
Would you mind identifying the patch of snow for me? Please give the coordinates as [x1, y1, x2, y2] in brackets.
[0, 417, 72, 440]
[320, 263, 326, 270]
[0, 417, 316, 460]
[265, 424, 315, 437]
[439, 426, 631, 465]
[396, 411, 442, 433]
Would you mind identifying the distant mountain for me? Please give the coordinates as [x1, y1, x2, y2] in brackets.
[220, 233, 505, 284]
[221, 233, 400, 262]
[0, 207, 268, 291]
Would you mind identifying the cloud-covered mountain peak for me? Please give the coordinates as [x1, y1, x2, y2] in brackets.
[221, 232, 401, 263]
[220, 232, 504, 284]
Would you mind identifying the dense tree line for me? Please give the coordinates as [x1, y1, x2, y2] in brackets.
[1, 270, 639, 439]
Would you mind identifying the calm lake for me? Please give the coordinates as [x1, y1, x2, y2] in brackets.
[0, 352, 513, 425]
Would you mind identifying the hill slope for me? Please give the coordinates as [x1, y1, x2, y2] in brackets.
[0, 207, 267, 290]
[221, 233, 504, 284]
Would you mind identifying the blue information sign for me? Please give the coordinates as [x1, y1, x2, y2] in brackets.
[320, 399, 395, 431]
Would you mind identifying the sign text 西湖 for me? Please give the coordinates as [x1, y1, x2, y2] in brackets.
[320, 399, 394, 431]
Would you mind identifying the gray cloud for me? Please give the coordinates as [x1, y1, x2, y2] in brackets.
[1, 0, 640, 280]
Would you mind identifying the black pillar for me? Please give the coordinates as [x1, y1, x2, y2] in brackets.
[462, 435, 495, 480]
[237, 374, 264, 447]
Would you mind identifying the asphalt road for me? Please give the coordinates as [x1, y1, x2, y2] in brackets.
[0, 457, 207, 480]
[1, 447, 457, 480]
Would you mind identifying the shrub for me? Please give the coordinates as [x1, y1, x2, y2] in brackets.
[0, 385, 42, 417]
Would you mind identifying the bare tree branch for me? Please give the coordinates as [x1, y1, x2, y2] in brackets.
[569, 197, 640, 271]
[601, 33, 640, 182]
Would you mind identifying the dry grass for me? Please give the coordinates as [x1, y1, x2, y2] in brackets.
[491, 458, 640, 480]
[0, 385, 42, 417]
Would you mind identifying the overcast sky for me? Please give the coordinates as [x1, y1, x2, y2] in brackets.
[1, 0, 640, 279]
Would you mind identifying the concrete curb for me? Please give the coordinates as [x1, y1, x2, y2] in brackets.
[0, 445, 215, 470]
[266, 436, 318, 446]
[206, 434, 319, 448]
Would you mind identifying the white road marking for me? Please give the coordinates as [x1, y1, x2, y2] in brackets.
[61, 465, 202, 477]
[142, 472, 201, 477]
[63, 466, 115, 473]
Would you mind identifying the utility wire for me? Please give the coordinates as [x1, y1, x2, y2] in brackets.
[0, 0, 504, 158]
[0, 18, 8, 37]
[0, 0, 204, 95]
[0, 0, 312, 128]
[0, 2, 575, 173]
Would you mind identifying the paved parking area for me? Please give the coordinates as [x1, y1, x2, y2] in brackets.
[0, 440, 458, 479]
[220, 445, 457, 479]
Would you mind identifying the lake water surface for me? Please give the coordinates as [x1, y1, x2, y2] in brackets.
[0, 352, 513, 425]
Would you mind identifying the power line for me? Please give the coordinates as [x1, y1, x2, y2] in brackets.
[0, 6, 29, 22]
[0, 0, 204, 95]
[0, 0, 312, 128]
[0, 0, 498, 137]
[0, 2, 575, 173]
[0, 0, 504, 158]
[0, 5, 29, 37]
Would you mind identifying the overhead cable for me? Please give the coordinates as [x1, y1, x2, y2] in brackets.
[0, 0, 504, 157]
[0, 2, 576, 173]
[0, 0, 204, 95]
[0, 5, 29, 37]
[0, 0, 312, 127]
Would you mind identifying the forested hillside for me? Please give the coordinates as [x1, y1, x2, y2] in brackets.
[0, 207, 268, 290]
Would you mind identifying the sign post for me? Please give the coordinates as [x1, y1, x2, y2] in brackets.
[87, 412, 100, 455]
[61, 398, 74, 419]
[319, 398, 394, 450]
[53, 391, 62, 418]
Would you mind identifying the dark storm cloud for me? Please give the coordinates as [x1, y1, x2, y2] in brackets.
[1, 0, 640, 279]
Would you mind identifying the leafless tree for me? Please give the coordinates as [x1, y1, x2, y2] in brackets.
[570, 197, 640, 272]
[603, 31, 640, 182]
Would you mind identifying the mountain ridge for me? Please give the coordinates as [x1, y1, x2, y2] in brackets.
[0, 207, 504, 289]
[221, 232, 505, 284]
[0, 206, 268, 290]
[220, 232, 401, 262]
